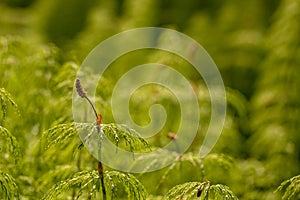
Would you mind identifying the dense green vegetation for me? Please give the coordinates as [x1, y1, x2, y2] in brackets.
[0, 0, 299, 199]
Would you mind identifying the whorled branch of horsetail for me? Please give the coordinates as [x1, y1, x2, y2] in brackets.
[75, 78, 106, 198]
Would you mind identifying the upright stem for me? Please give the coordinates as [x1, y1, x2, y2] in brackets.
[97, 121, 106, 200]
[84, 96, 98, 121]
[98, 161, 106, 200]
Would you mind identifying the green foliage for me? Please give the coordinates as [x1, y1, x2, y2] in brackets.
[105, 171, 147, 200]
[0, 125, 20, 162]
[42, 170, 147, 200]
[41, 170, 100, 200]
[208, 185, 238, 200]
[166, 181, 238, 200]
[101, 123, 150, 152]
[250, 0, 300, 156]
[0, 0, 299, 199]
[225, 88, 248, 119]
[166, 182, 204, 200]
[42, 122, 150, 153]
[248, 0, 300, 194]
[41, 123, 79, 151]
[36, 165, 76, 192]
[155, 153, 234, 189]
[131, 151, 234, 196]
[0, 35, 61, 142]
[0, 171, 20, 200]
[277, 175, 300, 200]
[129, 148, 178, 174]
[203, 154, 234, 172]
[0, 88, 19, 124]
[0, 88, 20, 199]
[50, 62, 79, 124]
[0, 88, 21, 200]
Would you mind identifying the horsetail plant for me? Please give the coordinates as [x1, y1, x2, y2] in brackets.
[76, 78, 106, 198]
[41, 79, 149, 199]
[0, 88, 20, 199]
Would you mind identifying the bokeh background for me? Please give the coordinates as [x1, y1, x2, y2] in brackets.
[0, 0, 299, 199]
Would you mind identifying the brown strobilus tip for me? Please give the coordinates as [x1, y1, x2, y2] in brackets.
[76, 78, 87, 98]
[75, 78, 101, 129]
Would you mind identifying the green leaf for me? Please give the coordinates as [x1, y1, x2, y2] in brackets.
[166, 181, 238, 200]
[0, 88, 19, 123]
[0, 125, 21, 162]
[208, 184, 238, 200]
[105, 171, 148, 200]
[41, 170, 99, 200]
[0, 170, 20, 200]
[276, 174, 300, 200]
[203, 154, 234, 171]
[165, 182, 205, 200]
[42, 122, 150, 153]
[101, 123, 150, 153]
[36, 165, 76, 192]
[42, 170, 147, 200]
[41, 122, 78, 150]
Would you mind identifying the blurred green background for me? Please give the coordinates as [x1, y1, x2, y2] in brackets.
[0, 0, 299, 199]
